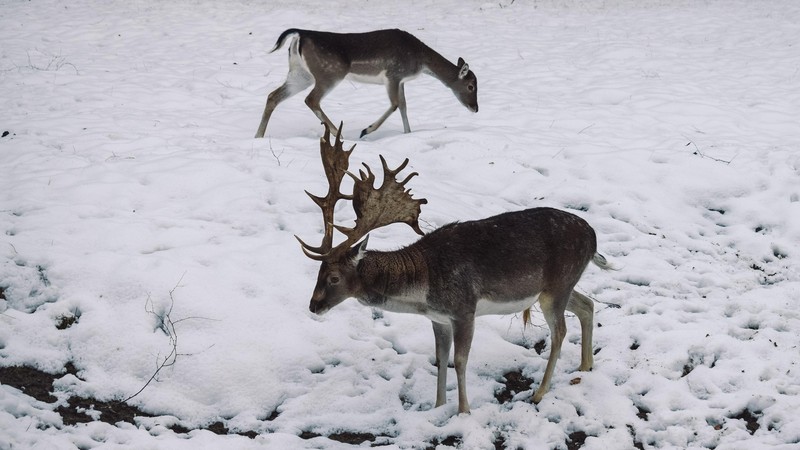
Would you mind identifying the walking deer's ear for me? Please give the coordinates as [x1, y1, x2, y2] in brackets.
[457, 57, 470, 79]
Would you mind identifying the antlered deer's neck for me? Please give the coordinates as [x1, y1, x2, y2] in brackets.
[358, 247, 429, 299]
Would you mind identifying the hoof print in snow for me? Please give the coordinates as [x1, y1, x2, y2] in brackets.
[264, 409, 280, 421]
[771, 245, 788, 260]
[730, 409, 761, 435]
[427, 435, 461, 449]
[204, 421, 258, 439]
[2, 261, 58, 312]
[681, 352, 716, 378]
[492, 433, 509, 450]
[566, 430, 590, 450]
[495, 370, 534, 404]
[681, 362, 694, 378]
[627, 425, 646, 450]
[56, 309, 81, 330]
[636, 404, 651, 421]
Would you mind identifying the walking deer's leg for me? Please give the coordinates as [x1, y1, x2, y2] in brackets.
[397, 82, 411, 133]
[452, 318, 475, 414]
[566, 290, 595, 372]
[255, 64, 313, 138]
[255, 81, 310, 137]
[432, 321, 453, 408]
[360, 79, 401, 137]
[304, 80, 342, 135]
[533, 292, 568, 404]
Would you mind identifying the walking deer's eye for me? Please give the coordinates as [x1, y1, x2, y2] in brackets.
[468, 84, 475, 92]
[329, 275, 341, 285]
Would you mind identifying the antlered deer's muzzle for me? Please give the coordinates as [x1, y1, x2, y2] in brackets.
[309, 301, 326, 315]
[308, 287, 330, 315]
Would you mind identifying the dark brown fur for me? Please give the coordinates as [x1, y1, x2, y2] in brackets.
[308, 207, 610, 413]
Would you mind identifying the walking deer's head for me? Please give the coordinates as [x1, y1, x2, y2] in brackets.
[297, 124, 427, 314]
[454, 57, 478, 113]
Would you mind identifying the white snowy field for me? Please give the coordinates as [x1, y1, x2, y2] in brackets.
[2, 0, 800, 448]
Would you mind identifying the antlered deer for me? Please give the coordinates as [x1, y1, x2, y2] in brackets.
[298, 125, 611, 414]
[254, 28, 478, 138]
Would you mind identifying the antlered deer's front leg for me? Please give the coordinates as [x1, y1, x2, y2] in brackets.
[452, 318, 475, 414]
[432, 321, 452, 408]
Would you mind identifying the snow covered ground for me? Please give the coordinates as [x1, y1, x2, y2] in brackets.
[2, 0, 800, 448]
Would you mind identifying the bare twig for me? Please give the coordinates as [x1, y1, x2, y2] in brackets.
[22, 49, 79, 75]
[685, 140, 733, 164]
[119, 273, 215, 403]
[269, 138, 284, 166]
[105, 152, 136, 162]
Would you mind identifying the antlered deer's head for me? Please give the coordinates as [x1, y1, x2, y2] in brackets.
[296, 124, 427, 314]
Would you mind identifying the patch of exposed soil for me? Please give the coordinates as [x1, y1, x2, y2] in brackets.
[0, 363, 260, 438]
[0, 363, 455, 446]
[0, 365, 62, 403]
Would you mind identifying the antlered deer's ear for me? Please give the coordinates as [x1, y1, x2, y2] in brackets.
[348, 235, 370, 263]
[457, 58, 469, 79]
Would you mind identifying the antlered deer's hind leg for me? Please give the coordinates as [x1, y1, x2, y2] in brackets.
[566, 290, 595, 372]
[533, 291, 568, 404]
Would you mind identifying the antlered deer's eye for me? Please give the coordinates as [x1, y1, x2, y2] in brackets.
[330, 275, 341, 285]
[468, 85, 475, 92]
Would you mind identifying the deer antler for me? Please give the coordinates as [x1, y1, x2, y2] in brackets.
[335, 156, 427, 248]
[297, 123, 427, 261]
[295, 123, 354, 260]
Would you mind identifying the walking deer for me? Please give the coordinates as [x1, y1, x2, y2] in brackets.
[298, 125, 611, 414]
[254, 28, 478, 138]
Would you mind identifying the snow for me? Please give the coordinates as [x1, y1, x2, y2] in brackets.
[2, 0, 800, 448]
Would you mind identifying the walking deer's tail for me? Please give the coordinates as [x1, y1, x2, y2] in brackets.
[269, 29, 301, 53]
